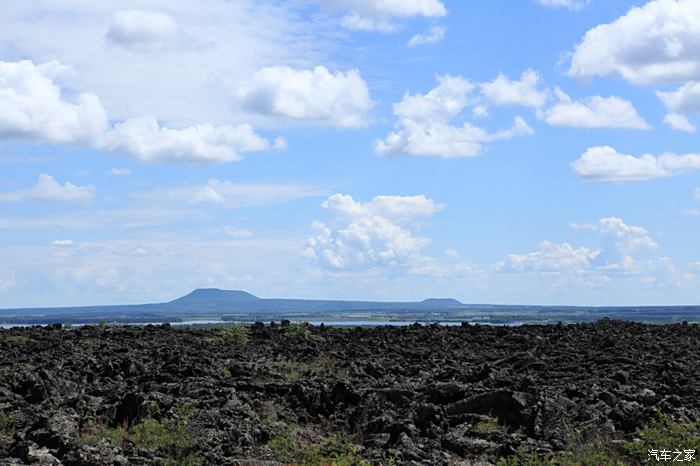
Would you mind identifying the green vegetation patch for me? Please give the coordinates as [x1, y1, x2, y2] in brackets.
[624, 411, 700, 465]
[267, 433, 370, 465]
[284, 322, 325, 343]
[496, 450, 625, 466]
[272, 357, 341, 381]
[0, 413, 15, 436]
[497, 411, 700, 465]
[79, 417, 200, 465]
[472, 417, 502, 433]
[79, 422, 128, 447]
[5, 335, 31, 344]
[203, 323, 250, 345]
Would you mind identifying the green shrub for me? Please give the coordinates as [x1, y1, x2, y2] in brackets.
[472, 417, 502, 433]
[267, 433, 370, 465]
[496, 451, 624, 466]
[203, 324, 250, 345]
[79, 423, 128, 447]
[624, 410, 700, 464]
[272, 357, 340, 381]
[81, 418, 199, 464]
[268, 434, 298, 462]
[218, 324, 250, 345]
[284, 322, 325, 343]
[0, 413, 15, 436]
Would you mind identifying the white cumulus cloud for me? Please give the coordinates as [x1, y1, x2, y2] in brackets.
[657, 81, 700, 131]
[0, 174, 95, 203]
[326, 0, 446, 31]
[663, 113, 696, 133]
[375, 75, 533, 158]
[480, 69, 548, 108]
[0, 60, 278, 164]
[497, 241, 597, 272]
[408, 26, 446, 47]
[498, 217, 659, 276]
[541, 87, 650, 129]
[571, 146, 700, 181]
[569, 0, 700, 84]
[0, 60, 107, 145]
[657, 81, 700, 114]
[304, 193, 443, 270]
[236, 65, 373, 128]
[101, 116, 271, 164]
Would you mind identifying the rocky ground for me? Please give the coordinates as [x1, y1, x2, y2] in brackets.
[0, 320, 699, 465]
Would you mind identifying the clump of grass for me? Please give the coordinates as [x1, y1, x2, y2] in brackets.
[624, 410, 700, 463]
[174, 402, 198, 420]
[267, 433, 370, 465]
[284, 322, 325, 343]
[268, 434, 297, 462]
[80, 418, 200, 465]
[217, 365, 231, 378]
[79, 422, 128, 447]
[496, 411, 700, 466]
[496, 451, 624, 466]
[472, 417, 502, 433]
[272, 357, 340, 381]
[203, 324, 250, 345]
[0, 413, 15, 436]
[5, 335, 30, 344]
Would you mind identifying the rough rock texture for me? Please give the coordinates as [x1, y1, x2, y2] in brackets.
[0, 320, 698, 465]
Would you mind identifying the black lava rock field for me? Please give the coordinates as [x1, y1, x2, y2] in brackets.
[1, 320, 699, 465]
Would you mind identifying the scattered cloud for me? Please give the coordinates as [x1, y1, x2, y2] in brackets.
[0, 270, 16, 293]
[235, 65, 373, 128]
[568, 0, 700, 84]
[498, 217, 659, 276]
[325, 0, 446, 32]
[304, 193, 443, 270]
[497, 241, 597, 272]
[663, 113, 696, 133]
[535, 0, 590, 10]
[0, 2, 327, 126]
[541, 87, 650, 129]
[108, 168, 131, 176]
[224, 226, 254, 238]
[101, 116, 271, 164]
[0, 60, 107, 145]
[0, 60, 277, 164]
[480, 69, 548, 108]
[340, 15, 396, 32]
[106, 9, 199, 52]
[131, 179, 324, 208]
[51, 239, 75, 246]
[0, 174, 95, 203]
[657, 82, 700, 132]
[657, 81, 700, 114]
[571, 146, 700, 181]
[408, 26, 446, 47]
[375, 75, 533, 158]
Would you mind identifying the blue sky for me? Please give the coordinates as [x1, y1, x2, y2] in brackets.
[1, 0, 700, 307]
